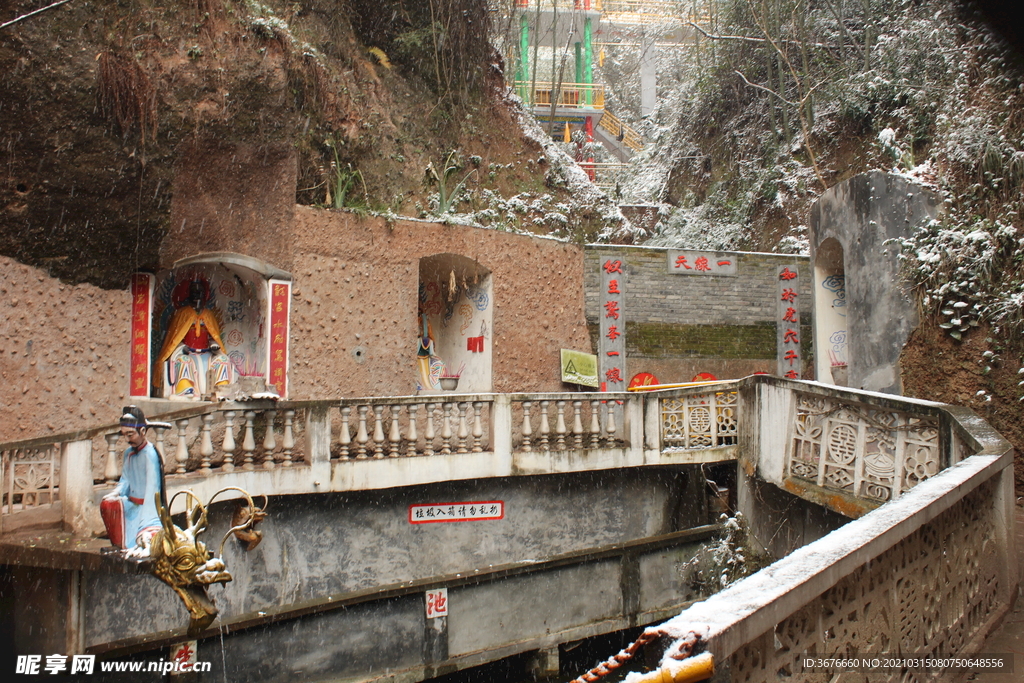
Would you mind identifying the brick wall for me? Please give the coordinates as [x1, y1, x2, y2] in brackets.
[584, 245, 812, 382]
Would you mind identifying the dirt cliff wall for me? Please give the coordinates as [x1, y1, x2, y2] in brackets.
[0, 257, 131, 440]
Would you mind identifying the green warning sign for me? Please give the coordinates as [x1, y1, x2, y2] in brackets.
[560, 349, 599, 388]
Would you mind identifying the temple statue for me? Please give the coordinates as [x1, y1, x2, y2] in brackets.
[157, 280, 234, 399]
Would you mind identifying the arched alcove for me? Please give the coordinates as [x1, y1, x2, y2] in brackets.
[813, 238, 848, 385]
[134, 253, 293, 400]
[417, 254, 493, 394]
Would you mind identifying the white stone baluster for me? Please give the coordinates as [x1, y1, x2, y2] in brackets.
[407, 405, 419, 457]
[554, 400, 567, 450]
[221, 411, 236, 472]
[175, 418, 190, 474]
[154, 428, 167, 462]
[242, 411, 257, 470]
[388, 405, 402, 458]
[521, 401, 533, 452]
[456, 403, 469, 454]
[472, 402, 484, 453]
[589, 401, 601, 448]
[199, 414, 215, 475]
[281, 409, 295, 467]
[572, 400, 584, 449]
[372, 405, 386, 459]
[338, 406, 352, 459]
[355, 405, 369, 459]
[263, 410, 278, 470]
[539, 400, 550, 451]
[424, 403, 436, 457]
[104, 433, 120, 484]
[440, 403, 453, 455]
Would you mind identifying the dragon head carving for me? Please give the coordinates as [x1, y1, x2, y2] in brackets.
[148, 488, 267, 636]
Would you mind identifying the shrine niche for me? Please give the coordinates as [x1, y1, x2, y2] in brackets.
[813, 238, 848, 386]
[417, 254, 492, 394]
[129, 253, 293, 401]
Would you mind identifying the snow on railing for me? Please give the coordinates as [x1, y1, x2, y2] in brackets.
[637, 379, 1015, 683]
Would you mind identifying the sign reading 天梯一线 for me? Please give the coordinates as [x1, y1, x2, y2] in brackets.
[560, 349, 599, 387]
[666, 250, 738, 276]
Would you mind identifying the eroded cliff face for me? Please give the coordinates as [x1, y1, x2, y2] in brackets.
[1, 0, 595, 290]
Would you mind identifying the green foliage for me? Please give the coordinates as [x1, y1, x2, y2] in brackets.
[425, 151, 476, 215]
[326, 140, 367, 210]
[894, 216, 1024, 343]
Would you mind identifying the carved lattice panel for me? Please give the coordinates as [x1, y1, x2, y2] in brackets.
[661, 391, 738, 450]
[788, 394, 940, 502]
[1, 446, 59, 514]
[728, 479, 1000, 683]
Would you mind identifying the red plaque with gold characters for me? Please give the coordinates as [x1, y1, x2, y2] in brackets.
[129, 273, 154, 397]
[267, 279, 291, 397]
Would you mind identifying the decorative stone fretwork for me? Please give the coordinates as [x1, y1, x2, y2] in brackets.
[1, 446, 59, 512]
[788, 393, 940, 502]
[730, 479, 1000, 683]
[660, 391, 738, 450]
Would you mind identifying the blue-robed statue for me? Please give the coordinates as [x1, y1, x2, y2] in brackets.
[100, 406, 166, 553]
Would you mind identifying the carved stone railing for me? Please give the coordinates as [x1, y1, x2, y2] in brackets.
[0, 377, 1001, 547]
[788, 391, 940, 503]
[510, 393, 626, 452]
[0, 390, 647, 535]
[0, 443, 60, 515]
[659, 387, 739, 451]
[633, 376, 1016, 683]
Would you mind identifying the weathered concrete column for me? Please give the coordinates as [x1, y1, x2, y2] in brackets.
[627, 394, 645, 464]
[60, 440, 95, 536]
[305, 405, 331, 487]
[491, 394, 513, 469]
[642, 394, 661, 463]
[526, 647, 560, 679]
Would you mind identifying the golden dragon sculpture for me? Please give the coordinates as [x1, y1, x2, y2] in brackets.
[147, 487, 267, 636]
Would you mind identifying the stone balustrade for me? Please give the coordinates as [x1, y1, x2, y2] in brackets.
[0, 376, 1015, 681]
[0, 377, 993, 540]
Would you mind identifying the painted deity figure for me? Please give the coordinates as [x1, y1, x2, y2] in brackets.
[417, 314, 446, 391]
[158, 280, 233, 400]
[100, 406, 166, 553]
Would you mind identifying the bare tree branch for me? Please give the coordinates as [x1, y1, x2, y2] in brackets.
[687, 21, 837, 51]
[744, 0, 827, 190]
[734, 70, 798, 106]
[0, 0, 73, 31]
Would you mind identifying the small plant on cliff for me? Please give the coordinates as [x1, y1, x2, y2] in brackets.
[425, 151, 476, 216]
[324, 140, 367, 210]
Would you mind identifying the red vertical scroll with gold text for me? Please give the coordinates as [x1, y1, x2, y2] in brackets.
[267, 279, 291, 398]
[129, 273, 155, 397]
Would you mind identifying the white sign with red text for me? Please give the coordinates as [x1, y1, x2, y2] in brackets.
[426, 588, 449, 619]
[408, 501, 504, 524]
